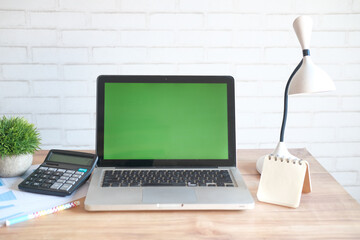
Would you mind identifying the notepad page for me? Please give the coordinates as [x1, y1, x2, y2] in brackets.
[257, 156, 307, 208]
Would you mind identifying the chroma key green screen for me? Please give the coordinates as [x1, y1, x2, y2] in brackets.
[103, 82, 228, 160]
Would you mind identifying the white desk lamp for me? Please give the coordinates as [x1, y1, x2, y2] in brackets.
[256, 16, 336, 174]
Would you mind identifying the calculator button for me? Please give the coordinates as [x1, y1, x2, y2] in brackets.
[31, 182, 41, 187]
[60, 184, 72, 191]
[29, 177, 36, 181]
[50, 182, 63, 189]
[41, 183, 52, 188]
[49, 176, 60, 180]
[56, 179, 66, 183]
[33, 173, 40, 177]
[24, 181, 31, 185]
[48, 168, 57, 171]
[75, 171, 85, 175]
[60, 176, 69, 180]
[53, 172, 63, 176]
[42, 174, 50, 178]
[63, 173, 72, 177]
[35, 178, 45, 183]
[39, 166, 48, 170]
[66, 180, 75, 185]
[57, 169, 66, 172]
[66, 170, 75, 174]
[69, 177, 78, 182]
[73, 174, 82, 178]
[44, 179, 56, 184]
[44, 171, 52, 175]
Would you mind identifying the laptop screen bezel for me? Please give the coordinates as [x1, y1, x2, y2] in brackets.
[96, 75, 236, 167]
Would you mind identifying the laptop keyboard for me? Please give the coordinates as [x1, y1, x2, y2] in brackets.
[102, 169, 234, 187]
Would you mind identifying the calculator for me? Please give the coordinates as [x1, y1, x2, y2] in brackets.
[19, 150, 98, 196]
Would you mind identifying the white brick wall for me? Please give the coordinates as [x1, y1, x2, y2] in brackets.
[0, 0, 359, 201]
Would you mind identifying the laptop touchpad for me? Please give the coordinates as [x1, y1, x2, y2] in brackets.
[142, 188, 197, 204]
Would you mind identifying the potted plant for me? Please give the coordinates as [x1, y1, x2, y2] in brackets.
[0, 116, 41, 177]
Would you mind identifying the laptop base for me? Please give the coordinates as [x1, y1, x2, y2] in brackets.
[85, 167, 254, 211]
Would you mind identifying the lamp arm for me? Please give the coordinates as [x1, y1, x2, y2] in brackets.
[279, 59, 303, 142]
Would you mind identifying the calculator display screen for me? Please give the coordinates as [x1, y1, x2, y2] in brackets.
[48, 153, 93, 166]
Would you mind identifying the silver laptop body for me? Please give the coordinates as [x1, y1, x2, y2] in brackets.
[85, 75, 254, 211]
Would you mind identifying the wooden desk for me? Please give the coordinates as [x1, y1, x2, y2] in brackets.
[2, 149, 360, 239]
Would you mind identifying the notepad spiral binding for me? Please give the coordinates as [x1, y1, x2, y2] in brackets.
[267, 154, 304, 165]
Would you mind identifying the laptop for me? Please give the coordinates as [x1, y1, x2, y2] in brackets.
[84, 75, 254, 211]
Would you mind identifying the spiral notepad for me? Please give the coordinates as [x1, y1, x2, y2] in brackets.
[257, 155, 311, 208]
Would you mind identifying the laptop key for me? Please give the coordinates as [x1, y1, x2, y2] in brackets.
[206, 183, 217, 187]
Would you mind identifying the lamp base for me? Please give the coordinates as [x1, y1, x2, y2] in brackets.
[256, 142, 300, 174]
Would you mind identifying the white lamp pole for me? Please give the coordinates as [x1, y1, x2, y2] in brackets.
[256, 16, 336, 174]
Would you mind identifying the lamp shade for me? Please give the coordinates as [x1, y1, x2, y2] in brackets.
[288, 16, 336, 95]
[288, 56, 336, 95]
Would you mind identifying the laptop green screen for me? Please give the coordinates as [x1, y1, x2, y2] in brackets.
[103, 82, 228, 160]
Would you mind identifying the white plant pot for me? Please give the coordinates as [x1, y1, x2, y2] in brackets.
[0, 154, 33, 178]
